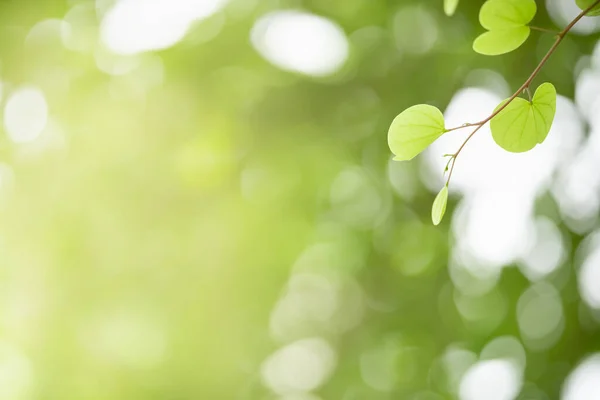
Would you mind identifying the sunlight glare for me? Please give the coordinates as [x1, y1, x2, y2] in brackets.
[100, 0, 227, 55]
[4, 87, 48, 143]
[251, 11, 349, 77]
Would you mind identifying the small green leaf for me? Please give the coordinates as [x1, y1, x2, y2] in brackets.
[388, 104, 446, 161]
[479, 0, 536, 30]
[473, 28, 530, 56]
[444, 0, 459, 16]
[577, 0, 600, 16]
[432, 186, 449, 226]
[473, 0, 537, 56]
[490, 82, 557, 153]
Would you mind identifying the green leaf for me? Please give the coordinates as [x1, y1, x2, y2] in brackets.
[479, 0, 536, 30]
[473, 0, 537, 56]
[444, 0, 459, 16]
[490, 82, 557, 153]
[577, 0, 600, 16]
[473, 28, 530, 56]
[432, 186, 449, 226]
[388, 104, 446, 161]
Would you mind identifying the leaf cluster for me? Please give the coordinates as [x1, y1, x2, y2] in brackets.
[387, 0, 600, 225]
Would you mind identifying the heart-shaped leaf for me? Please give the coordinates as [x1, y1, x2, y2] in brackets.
[576, 0, 600, 16]
[432, 186, 449, 226]
[473, 0, 537, 56]
[444, 0, 459, 16]
[490, 82, 557, 153]
[473, 28, 531, 56]
[388, 104, 446, 161]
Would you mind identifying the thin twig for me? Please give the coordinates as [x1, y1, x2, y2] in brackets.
[444, 123, 479, 133]
[529, 26, 561, 34]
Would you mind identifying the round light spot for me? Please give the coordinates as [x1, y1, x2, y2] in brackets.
[459, 359, 522, 400]
[393, 6, 438, 54]
[448, 254, 501, 297]
[261, 338, 336, 395]
[95, 47, 141, 76]
[575, 68, 600, 125]
[360, 341, 400, 392]
[480, 336, 526, 373]
[25, 19, 66, 50]
[453, 287, 508, 333]
[61, 3, 98, 52]
[562, 354, 600, 400]
[516, 282, 564, 350]
[441, 346, 477, 394]
[251, 11, 349, 77]
[464, 69, 510, 98]
[101, 0, 227, 55]
[579, 245, 600, 308]
[269, 273, 338, 342]
[388, 157, 418, 201]
[4, 87, 48, 143]
[329, 167, 385, 229]
[80, 312, 167, 369]
[520, 217, 565, 281]
[0, 341, 33, 400]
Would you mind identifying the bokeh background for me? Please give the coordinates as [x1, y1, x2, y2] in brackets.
[2, 0, 600, 398]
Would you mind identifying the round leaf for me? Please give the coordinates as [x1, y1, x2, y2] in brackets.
[473, 27, 530, 56]
[444, 0, 459, 16]
[388, 104, 446, 161]
[576, 0, 600, 16]
[432, 186, 449, 226]
[490, 82, 557, 153]
[473, 0, 536, 56]
[479, 0, 536, 30]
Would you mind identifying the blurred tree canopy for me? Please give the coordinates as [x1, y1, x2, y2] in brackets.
[0, 0, 598, 399]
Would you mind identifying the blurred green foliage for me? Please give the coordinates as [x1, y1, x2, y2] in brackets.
[0, 0, 597, 399]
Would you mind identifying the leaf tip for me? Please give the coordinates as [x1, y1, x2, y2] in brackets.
[444, 0, 459, 16]
[432, 185, 449, 226]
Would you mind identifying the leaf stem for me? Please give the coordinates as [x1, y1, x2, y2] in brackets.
[444, 122, 479, 133]
[444, 0, 600, 187]
[529, 26, 561, 34]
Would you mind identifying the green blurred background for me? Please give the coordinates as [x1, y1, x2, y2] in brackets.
[1, 0, 600, 399]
